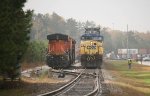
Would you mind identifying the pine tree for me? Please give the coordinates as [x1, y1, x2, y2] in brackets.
[0, 0, 33, 80]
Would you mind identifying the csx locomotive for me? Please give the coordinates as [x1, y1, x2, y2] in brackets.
[80, 28, 104, 68]
[46, 33, 76, 69]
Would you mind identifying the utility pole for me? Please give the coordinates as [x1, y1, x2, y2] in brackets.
[127, 24, 129, 59]
[112, 23, 114, 30]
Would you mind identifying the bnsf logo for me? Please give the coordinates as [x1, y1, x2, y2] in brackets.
[87, 46, 96, 49]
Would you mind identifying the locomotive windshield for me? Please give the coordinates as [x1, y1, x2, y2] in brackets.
[93, 36, 103, 41]
[81, 36, 103, 41]
[81, 36, 92, 40]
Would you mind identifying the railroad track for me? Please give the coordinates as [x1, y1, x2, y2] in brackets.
[38, 68, 103, 96]
[51, 69, 96, 77]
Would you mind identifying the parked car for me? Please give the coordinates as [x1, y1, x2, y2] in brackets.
[143, 57, 150, 61]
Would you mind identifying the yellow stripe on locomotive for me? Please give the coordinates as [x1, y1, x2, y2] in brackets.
[80, 40, 103, 55]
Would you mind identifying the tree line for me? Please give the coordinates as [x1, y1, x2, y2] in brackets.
[30, 12, 150, 54]
[30, 12, 98, 44]
[0, 0, 33, 80]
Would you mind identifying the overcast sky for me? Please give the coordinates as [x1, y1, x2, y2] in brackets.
[24, 0, 150, 32]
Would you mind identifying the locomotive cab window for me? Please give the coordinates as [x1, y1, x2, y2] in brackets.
[81, 36, 85, 40]
[81, 36, 92, 40]
[93, 36, 103, 41]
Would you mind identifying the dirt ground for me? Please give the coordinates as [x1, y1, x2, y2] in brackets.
[1, 61, 150, 96]
[21, 62, 45, 71]
[0, 62, 74, 96]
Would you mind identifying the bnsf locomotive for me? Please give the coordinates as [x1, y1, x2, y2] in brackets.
[80, 28, 104, 68]
[46, 33, 76, 69]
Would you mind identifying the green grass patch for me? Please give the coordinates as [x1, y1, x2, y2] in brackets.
[39, 70, 49, 79]
[110, 60, 150, 85]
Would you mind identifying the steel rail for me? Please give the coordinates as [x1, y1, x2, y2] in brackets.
[85, 76, 99, 96]
[84, 69, 100, 96]
[52, 69, 96, 77]
[37, 69, 85, 96]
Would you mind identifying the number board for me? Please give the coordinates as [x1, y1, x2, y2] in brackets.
[87, 46, 96, 49]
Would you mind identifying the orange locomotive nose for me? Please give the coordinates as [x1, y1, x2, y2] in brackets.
[46, 33, 76, 69]
[49, 40, 66, 55]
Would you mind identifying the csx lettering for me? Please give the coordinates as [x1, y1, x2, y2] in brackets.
[87, 46, 96, 49]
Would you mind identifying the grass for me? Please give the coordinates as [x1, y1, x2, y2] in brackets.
[105, 60, 150, 96]
[110, 60, 150, 85]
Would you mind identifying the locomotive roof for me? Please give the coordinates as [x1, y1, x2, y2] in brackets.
[47, 33, 75, 41]
[81, 34, 103, 41]
[85, 28, 100, 32]
[81, 33, 102, 37]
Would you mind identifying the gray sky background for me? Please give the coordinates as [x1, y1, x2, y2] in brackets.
[24, 0, 150, 32]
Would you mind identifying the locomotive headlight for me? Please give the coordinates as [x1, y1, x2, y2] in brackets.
[90, 42, 93, 45]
